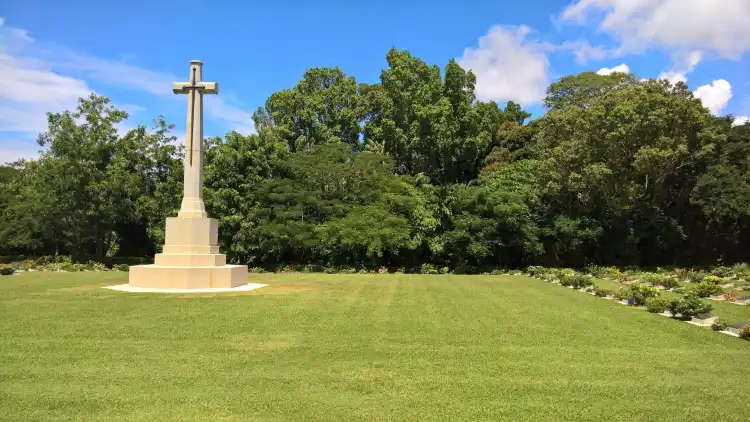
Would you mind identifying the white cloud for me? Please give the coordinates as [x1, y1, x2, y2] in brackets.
[657, 50, 702, 84]
[658, 71, 687, 84]
[560, 0, 750, 58]
[695, 79, 732, 115]
[459, 25, 549, 106]
[205, 96, 255, 135]
[556, 40, 611, 64]
[0, 50, 91, 134]
[0, 17, 256, 156]
[596, 63, 629, 75]
[733, 116, 750, 126]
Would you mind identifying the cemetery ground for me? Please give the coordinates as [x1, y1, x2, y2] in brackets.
[1, 272, 750, 421]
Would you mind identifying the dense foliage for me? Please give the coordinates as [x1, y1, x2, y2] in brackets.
[2, 48, 749, 270]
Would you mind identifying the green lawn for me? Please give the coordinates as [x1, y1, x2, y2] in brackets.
[1, 272, 749, 421]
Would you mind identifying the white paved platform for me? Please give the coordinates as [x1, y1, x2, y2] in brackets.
[103, 283, 267, 293]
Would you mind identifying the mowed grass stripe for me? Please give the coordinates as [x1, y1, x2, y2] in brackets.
[1, 272, 748, 421]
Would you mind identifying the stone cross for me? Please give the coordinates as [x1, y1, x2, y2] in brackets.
[172, 60, 218, 218]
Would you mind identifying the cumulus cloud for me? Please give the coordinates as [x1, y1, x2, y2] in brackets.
[560, 0, 750, 58]
[733, 116, 750, 126]
[459, 25, 549, 106]
[658, 50, 702, 84]
[596, 63, 629, 75]
[695, 79, 733, 115]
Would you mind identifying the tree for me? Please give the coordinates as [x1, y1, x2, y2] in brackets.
[253, 67, 361, 152]
[544, 71, 639, 110]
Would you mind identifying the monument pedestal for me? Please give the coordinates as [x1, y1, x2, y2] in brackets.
[129, 216, 248, 289]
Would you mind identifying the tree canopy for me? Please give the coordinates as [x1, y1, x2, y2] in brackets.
[1, 49, 749, 270]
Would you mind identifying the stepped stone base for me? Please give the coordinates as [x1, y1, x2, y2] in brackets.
[129, 264, 248, 289]
[128, 216, 248, 290]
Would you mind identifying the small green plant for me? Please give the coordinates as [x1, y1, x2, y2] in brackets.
[620, 283, 660, 306]
[669, 293, 713, 318]
[112, 264, 129, 272]
[691, 281, 723, 298]
[86, 261, 108, 271]
[711, 266, 732, 278]
[0, 265, 15, 276]
[702, 275, 722, 285]
[420, 263, 439, 274]
[731, 263, 750, 279]
[711, 321, 727, 331]
[526, 266, 548, 277]
[657, 277, 680, 289]
[645, 297, 670, 313]
[685, 270, 707, 283]
[248, 267, 266, 273]
[594, 287, 614, 297]
[740, 325, 750, 341]
[439, 267, 451, 275]
[560, 274, 592, 289]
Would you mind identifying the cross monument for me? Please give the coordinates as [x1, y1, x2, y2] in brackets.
[128, 60, 248, 289]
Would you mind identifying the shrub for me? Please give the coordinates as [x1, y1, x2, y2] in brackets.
[711, 321, 727, 331]
[613, 288, 626, 300]
[731, 263, 750, 279]
[669, 293, 713, 318]
[560, 274, 592, 289]
[86, 261, 108, 271]
[303, 264, 324, 273]
[616, 273, 634, 283]
[740, 325, 750, 341]
[585, 265, 620, 278]
[702, 275, 722, 285]
[112, 264, 129, 272]
[59, 263, 87, 272]
[248, 267, 266, 273]
[691, 281, 723, 298]
[420, 263, 439, 275]
[685, 270, 707, 283]
[0, 265, 15, 276]
[439, 267, 451, 275]
[657, 277, 680, 290]
[526, 266, 548, 278]
[711, 266, 732, 278]
[621, 284, 660, 306]
[594, 287, 614, 297]
[16, 260, 38, 271]
[645, 297, 670, 313]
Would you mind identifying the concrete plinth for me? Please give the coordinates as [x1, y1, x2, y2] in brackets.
[129, 264, 248, 289]
[128, 216, 248, 290]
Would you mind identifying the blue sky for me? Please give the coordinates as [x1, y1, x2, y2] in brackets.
[2, 0, 749, 163]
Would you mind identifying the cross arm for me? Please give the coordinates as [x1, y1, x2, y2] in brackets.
[172, 82, 219, 95]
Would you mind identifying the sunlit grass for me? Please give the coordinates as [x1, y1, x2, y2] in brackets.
[1, 272, 749, 421]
